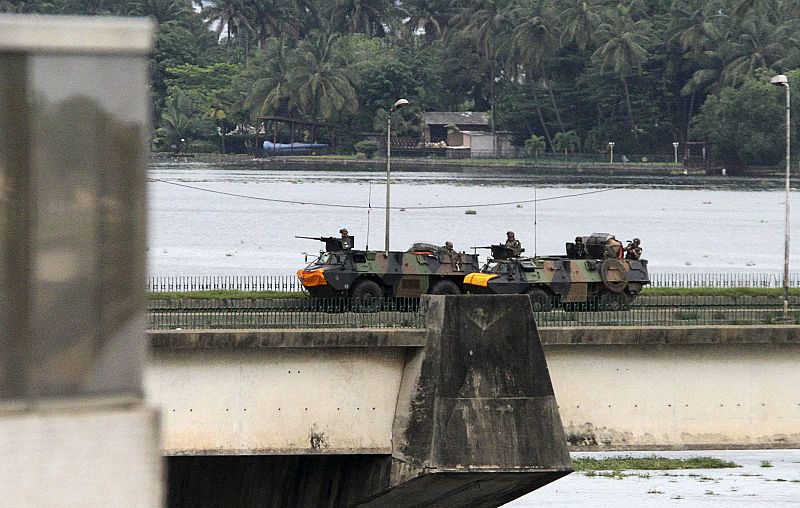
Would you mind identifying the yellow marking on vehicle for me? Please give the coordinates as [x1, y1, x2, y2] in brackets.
[297, 268, 327, 287]
[464, 273, 498, 287]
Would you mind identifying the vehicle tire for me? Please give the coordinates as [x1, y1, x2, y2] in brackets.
[527, 288, 554, 312]
[600, 258, 628, 294]
[430, 279, 461, 295]
[350, 280, 383, 312]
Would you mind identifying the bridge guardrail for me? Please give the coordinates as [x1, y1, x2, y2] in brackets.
[147, 273, 800, 294]
[147, 295, 800, 330]
[148, 297, 426, 330]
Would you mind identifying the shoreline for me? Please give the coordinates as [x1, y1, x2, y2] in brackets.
[150, 153, 792, 189]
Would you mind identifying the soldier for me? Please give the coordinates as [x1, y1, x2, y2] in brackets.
[574, 236, 586, 259]
[625, 238, 642, 260]
[505, 231, 522, 257]
[339, 228, 352, 250]
[442, 241, 454, 253]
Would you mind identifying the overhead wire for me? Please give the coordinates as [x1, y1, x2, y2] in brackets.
[148, 177, 624, 210]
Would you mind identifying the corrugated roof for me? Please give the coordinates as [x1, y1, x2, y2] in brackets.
[422, 112, 489, 126]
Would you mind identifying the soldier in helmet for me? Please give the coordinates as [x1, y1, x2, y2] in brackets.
[505, 231, 522, 257]
[339, 228, 353, 250]
[574, 236, 586, 259]
[442, 241, 454, 254]
[625, 238, 642, 260]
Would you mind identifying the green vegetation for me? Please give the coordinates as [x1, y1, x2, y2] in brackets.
[641, 287, 800, 297]
[573, 455, 739, 474]
[8, 0, 800, 164]
[761, 460, 774, 468]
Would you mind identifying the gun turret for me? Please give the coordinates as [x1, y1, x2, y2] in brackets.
[471, 244, 521, 260]
[296, 235, 353, 252]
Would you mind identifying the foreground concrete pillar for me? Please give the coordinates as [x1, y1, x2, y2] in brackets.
[375, 294, 571, 506]
[0, 14, 160, 506]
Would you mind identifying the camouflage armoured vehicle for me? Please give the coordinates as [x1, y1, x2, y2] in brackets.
[296, 235, 481, 299]
[463, 233, 650, 311]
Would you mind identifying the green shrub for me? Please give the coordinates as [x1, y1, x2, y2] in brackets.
[354, 140, 380, 159]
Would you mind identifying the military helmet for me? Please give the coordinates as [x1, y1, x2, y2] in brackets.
[633, 238, 640, 244]
[507, 231, 515, 237]
[445, 241, 453, 248]
[340, 228, 348, 235]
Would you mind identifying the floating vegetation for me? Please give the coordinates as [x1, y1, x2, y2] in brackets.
[465, 210, 477, 215]
[761, 460, 774, 468]
[573, 456, 739, 474]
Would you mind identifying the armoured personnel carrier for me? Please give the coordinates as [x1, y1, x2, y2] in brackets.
[463, 233, 650, 311]
[296, 235, 481, 298]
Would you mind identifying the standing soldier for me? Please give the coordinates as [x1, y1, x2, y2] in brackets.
[505, 231, 522, 257]
[339, 228, 352, 250]
[624, 238, 642, 260]
[442, 241, 454, 254]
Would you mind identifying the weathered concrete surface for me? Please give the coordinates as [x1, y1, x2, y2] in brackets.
[151, 295, 572, 506]
[545, 342, 800, 450]
[150, 328, 426, 348]
[539, 325, 800, 345]
[378, 295, 571, 506]
[146, 347, 408, 455]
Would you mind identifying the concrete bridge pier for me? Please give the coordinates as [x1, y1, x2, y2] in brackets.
[158, 295, 571, 507]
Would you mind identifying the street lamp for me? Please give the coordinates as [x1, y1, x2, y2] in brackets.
[608, 141, 615, 163]
[770, 73, 791, 317]
[673, 142, 680, 164]
[385, 98, 409, 254]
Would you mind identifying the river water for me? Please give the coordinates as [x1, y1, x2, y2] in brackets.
[149, 162, 799, 277]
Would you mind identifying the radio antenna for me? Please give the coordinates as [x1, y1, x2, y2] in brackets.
[534, 186, 538, 256]
[366, 181, 372, 250]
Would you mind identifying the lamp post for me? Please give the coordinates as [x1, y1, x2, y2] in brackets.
[770, 74, 791, 317]
[385, 98, 409, 254]
[673, 141, 680, 164]
[608, 141, 615, 163]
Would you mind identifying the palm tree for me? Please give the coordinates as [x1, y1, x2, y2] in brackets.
[591, 14, 651, 138]
[202, 0, 252, 61]
[404, 0, 450, 43]
[244, 37, 294, 118]
[289, 32, 358, 121]
[511, 2, 565, 131]
[330, 0, 391, 36]
[130, 0, 191, 24]
[450, 0, 516, 154]
[559, 0, 602, 50]
[723, 17, 786, 86]
[241, 0, 301, 48]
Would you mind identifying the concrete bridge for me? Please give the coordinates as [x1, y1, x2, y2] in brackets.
[144, 295, 800, 505]
[147, 295, 572, 506]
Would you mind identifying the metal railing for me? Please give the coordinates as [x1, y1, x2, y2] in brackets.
[533, 294, 800, 327]
[146, 294, 799, 330]
[147, 273, 800, 294]
[148, 297, 426, 330]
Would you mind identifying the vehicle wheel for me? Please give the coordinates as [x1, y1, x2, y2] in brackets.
[600, 258, 628, 294]
[527, 288, 554, 312]
[430, 279, 461, 295]
[350, 280, 383, 312]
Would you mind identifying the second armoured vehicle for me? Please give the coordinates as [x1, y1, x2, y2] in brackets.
[296, 235, 480, 299]
[463, 233, 650, 311]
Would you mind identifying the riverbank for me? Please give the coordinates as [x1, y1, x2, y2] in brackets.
[150, 153, 790, 189]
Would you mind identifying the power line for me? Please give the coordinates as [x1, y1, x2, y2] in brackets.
[148, 177, 622, 210]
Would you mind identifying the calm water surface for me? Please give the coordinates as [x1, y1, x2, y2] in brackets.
[148, 163, 800, 276]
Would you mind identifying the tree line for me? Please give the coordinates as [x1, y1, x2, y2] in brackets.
[3, 0, 800, 164]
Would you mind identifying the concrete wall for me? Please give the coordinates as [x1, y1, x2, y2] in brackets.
[539, 325, 800, 450]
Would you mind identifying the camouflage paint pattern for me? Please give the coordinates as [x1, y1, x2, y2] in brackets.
[297, 241, 480, 298]
[464, 235, 650, 310]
